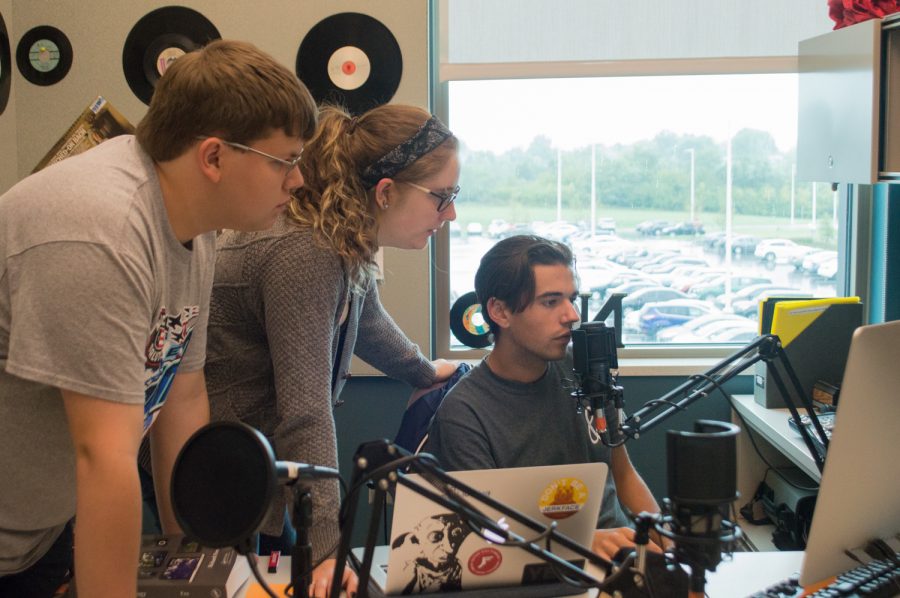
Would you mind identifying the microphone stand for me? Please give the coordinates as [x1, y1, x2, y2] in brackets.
[291, 484, 314, 598]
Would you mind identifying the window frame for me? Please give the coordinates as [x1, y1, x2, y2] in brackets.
[429, 7, 863, 366]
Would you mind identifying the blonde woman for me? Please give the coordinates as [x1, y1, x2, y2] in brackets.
[205, 104, 461, 597]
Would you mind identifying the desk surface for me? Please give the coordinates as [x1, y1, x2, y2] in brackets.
[237, 551, 805, 598]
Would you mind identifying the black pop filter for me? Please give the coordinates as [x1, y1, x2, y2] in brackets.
[666, 420, 738, 505]
[171, 421, 277, 549]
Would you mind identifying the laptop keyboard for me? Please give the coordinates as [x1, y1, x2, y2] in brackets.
[750, 556, 900, 597]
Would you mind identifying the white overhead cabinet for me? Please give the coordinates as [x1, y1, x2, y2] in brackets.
[798, 15, 900, 184]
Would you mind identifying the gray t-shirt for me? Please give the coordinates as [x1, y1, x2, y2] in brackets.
[423, 357, 632, 530]
[0, 136, 215, 574]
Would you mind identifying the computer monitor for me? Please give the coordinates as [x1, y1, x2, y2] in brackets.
[799, 319, 900, 586]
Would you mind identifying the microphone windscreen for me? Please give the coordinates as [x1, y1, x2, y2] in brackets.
[171, 421, 277, 548]
[666, 420, 738, 505]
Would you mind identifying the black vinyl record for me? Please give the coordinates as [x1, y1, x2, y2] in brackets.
[0, 13, 10, 114]
[450, 291, 492, 349]
[15, 25, 72, 86]
[296, 12, 401, 115]
[122, 6, 220, 105]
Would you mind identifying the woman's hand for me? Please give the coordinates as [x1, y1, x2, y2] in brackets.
[431, 359, 460, 382]
[591, 527, 663, 561]
[307, 558, 358, 598]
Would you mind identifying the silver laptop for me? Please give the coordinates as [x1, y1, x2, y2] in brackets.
[356, 461, 607, 595]
[799, 320, 900, 586]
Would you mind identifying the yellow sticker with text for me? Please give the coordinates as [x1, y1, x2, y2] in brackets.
[538, 477, 589, 520]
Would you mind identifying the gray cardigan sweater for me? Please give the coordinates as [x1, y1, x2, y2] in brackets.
[205, 217, 436, 559]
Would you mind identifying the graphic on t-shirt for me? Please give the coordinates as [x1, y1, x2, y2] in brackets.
[537, 477, 589, 520]
[143, 305, 200, 431]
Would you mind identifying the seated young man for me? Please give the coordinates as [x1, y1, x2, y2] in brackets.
[423, 234, 663, 560]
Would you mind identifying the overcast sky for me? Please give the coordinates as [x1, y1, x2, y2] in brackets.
[449, 73, 798, 155]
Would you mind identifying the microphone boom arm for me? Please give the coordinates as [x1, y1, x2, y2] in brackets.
[620, 334, 829, 473]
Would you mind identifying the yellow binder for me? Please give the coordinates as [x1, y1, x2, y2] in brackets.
[770, 297, 860, 347]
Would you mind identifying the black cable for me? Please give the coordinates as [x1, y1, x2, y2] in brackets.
[246, 552, 280, 598]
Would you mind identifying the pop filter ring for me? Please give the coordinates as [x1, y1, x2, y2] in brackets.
[171, 421, 278, 551]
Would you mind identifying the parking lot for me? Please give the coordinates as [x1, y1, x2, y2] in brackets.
[447, 229, 837, 346]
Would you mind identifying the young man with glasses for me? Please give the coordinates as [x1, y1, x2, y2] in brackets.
[0, 40, 317, 597]
[423, 235, 666, 562]
[205, 103, 462, 598]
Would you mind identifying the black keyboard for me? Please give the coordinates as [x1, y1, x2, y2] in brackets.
[751, 556, 900, 597]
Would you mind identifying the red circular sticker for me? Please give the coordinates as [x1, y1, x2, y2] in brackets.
[468, 547, 502, 576]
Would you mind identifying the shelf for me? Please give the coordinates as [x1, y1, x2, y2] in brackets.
[731, 394, 820, 482]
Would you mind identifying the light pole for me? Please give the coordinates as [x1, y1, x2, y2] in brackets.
[556, 148, 562, 222]
[685, 148, 695, 222]
[591, 145, 597, 236]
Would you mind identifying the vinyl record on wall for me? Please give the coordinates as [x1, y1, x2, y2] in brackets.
[296, 12, 402, 115]
[15, 25, 72, 86]
[0, 13, 11, 114]
[450, 291, 492, 349]
[122, 6, 220, 105]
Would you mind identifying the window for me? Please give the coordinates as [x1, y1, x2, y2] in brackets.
[432, 0, 844, 358]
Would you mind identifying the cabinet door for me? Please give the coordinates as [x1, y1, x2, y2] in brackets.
[798, 19, 880, 184]
[880, 23, 900, 178]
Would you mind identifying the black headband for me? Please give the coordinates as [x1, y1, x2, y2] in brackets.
[359, 116, 453, 188]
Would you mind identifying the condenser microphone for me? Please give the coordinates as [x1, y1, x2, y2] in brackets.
[171, 421, 340, 549]
[664, 420, 741, 597]
[572, 322, 624, 445]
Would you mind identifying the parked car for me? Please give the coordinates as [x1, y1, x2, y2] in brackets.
[660, 221, 705, 236]
[466, 222, 483, 236]
[621, 286, 690, 311]
[497, 222, 534, 239]
[754, 238, 814, 264]
[714, 283, 789, 310]
[635, 219, 671, 236]
[641, 256, 710, 275]
[702, 231, 727, 251]
[637, 299, 716, 337]
[487, 218, 514, 238]
[595, 217, 617, 234]
[796, 250, 838, 275]
[537, 220, 581, 242]
[715, 234, 760, 256]
[688, 275, 773, 300]
[816, 256, 838, 280]
[608, 279, 659, 298]
[705, 326, 760, 343]
[667, 318, 758, 343]
[630, 251, 681, 270]
[589, 270, 654, 297]
[677, 269, 728, 293]
[657, 313, 755, 342]
[731, 288, 814, 317]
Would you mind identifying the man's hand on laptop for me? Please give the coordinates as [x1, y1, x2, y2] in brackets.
[591, 527, 663, 561]
[309, 558, 358, 598]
